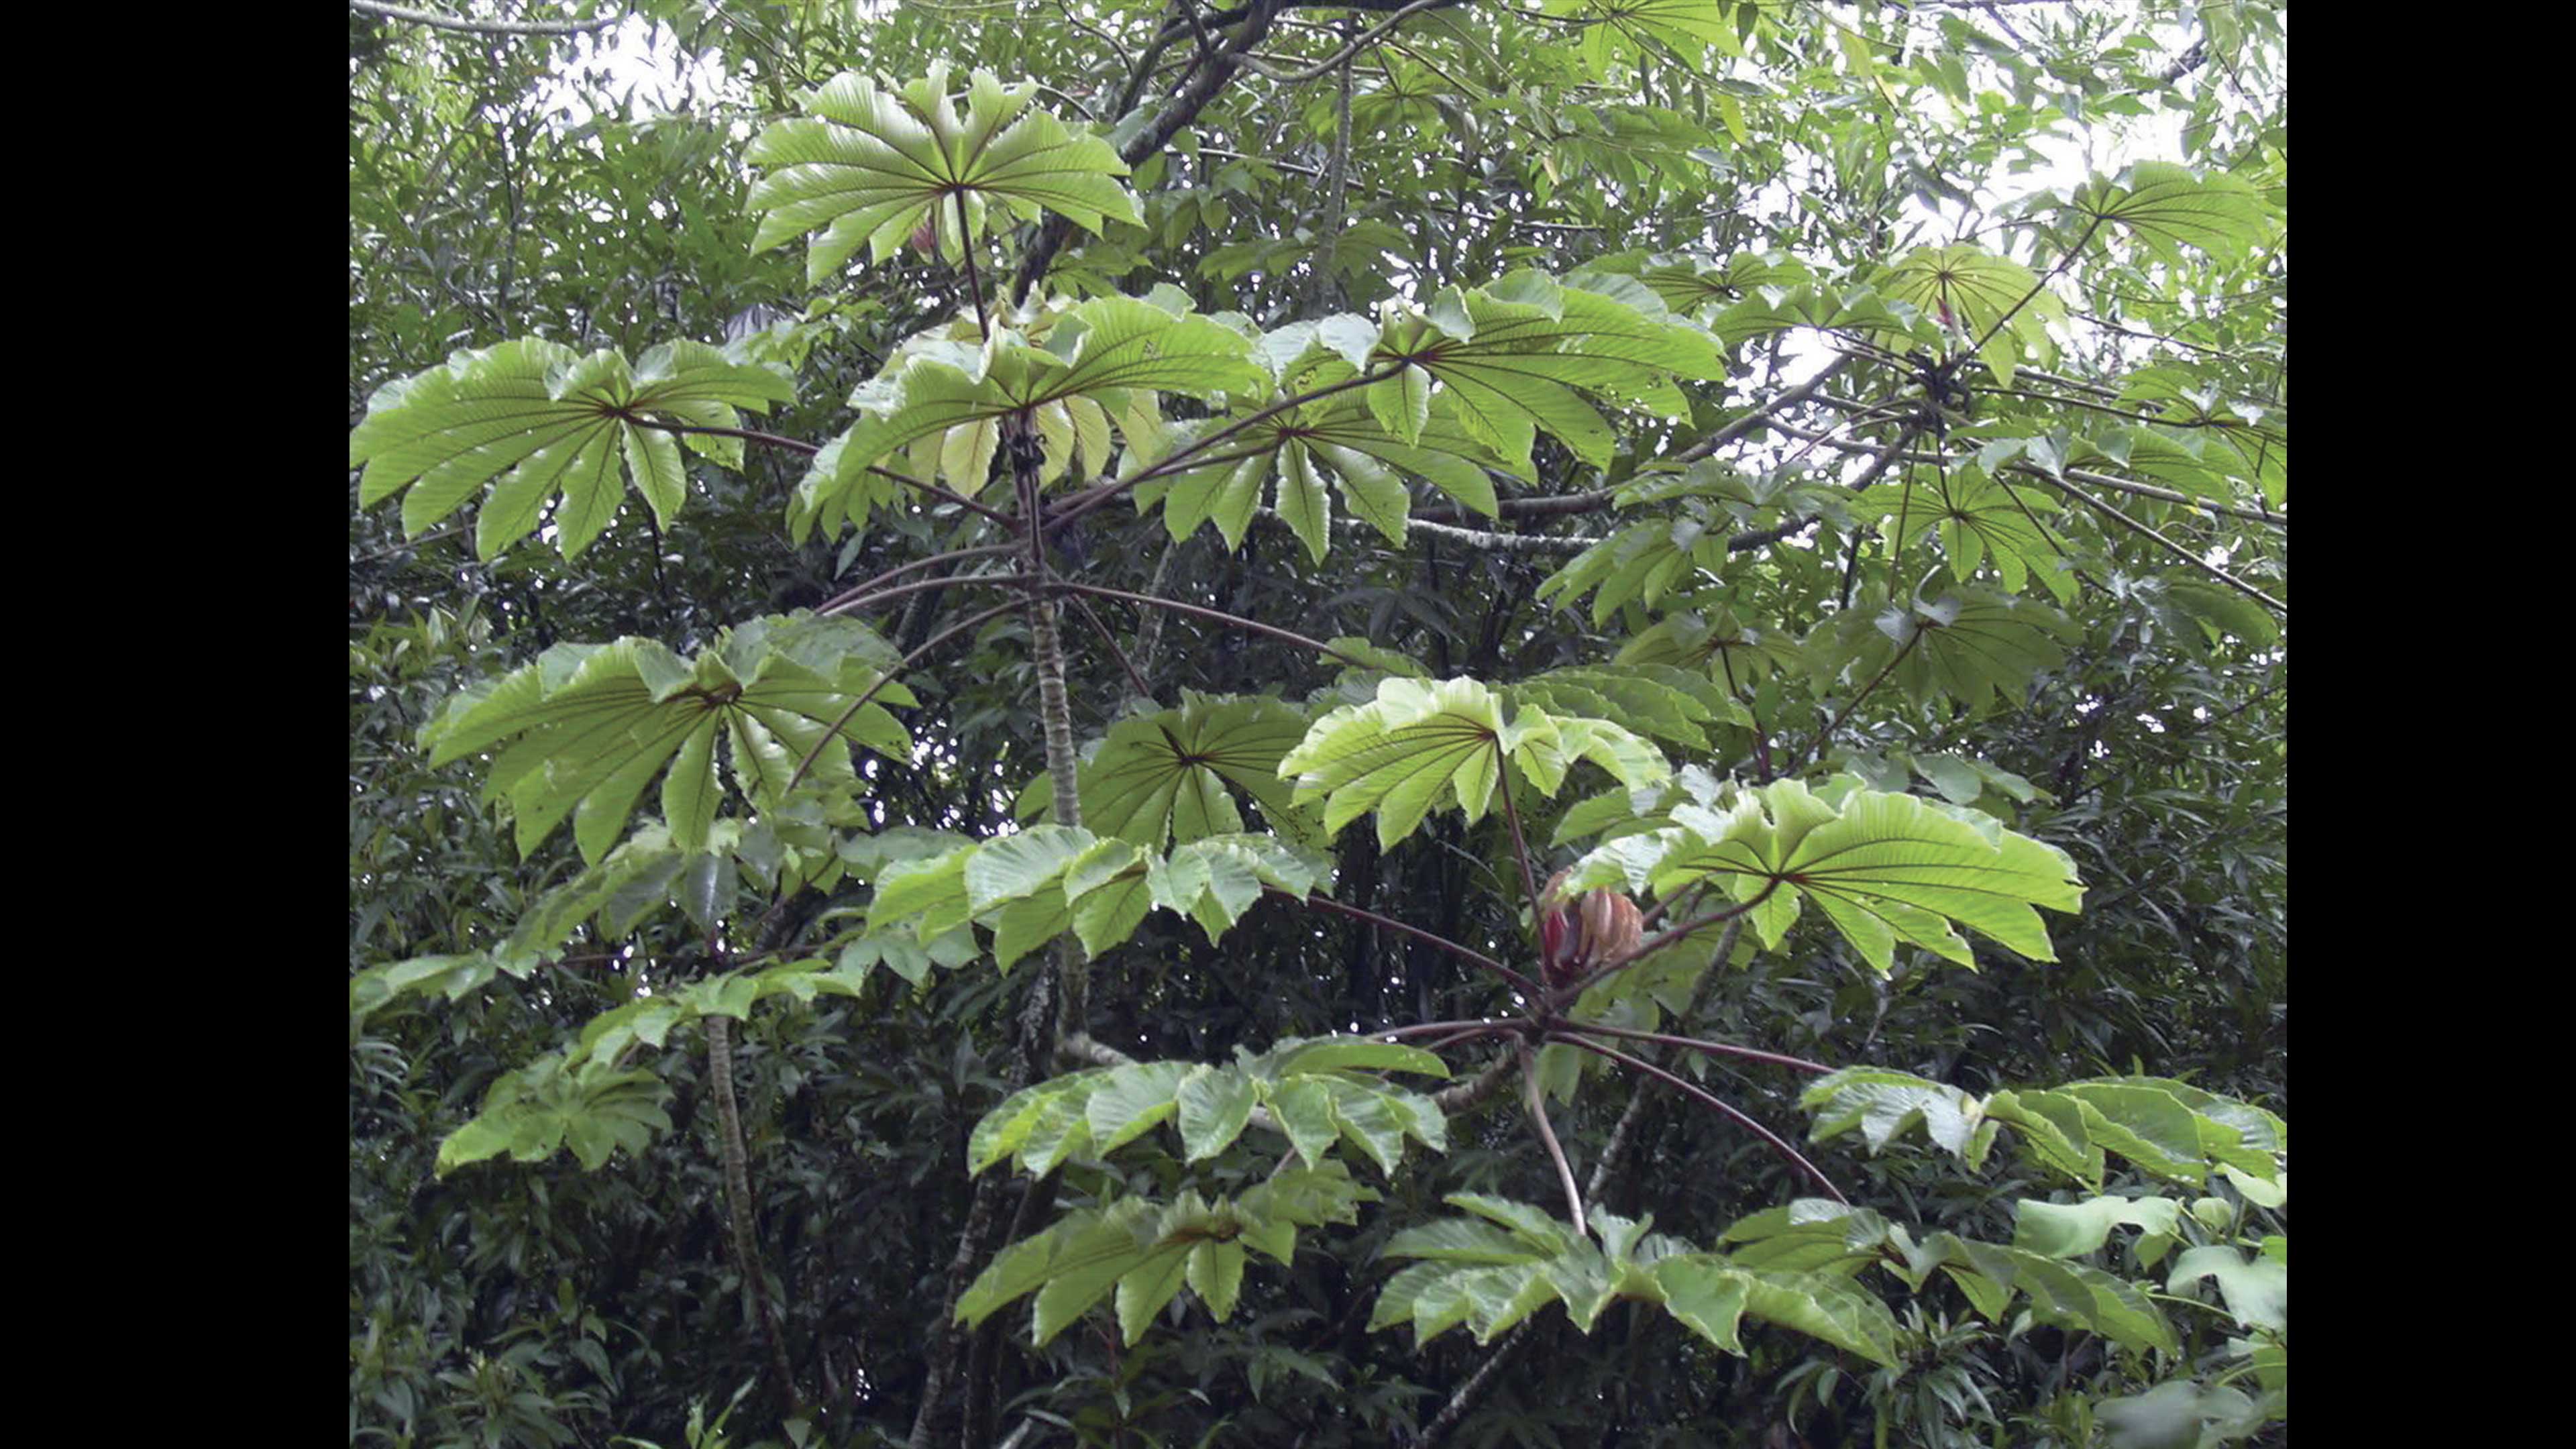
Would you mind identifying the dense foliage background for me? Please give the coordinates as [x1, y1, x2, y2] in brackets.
[350, 3, 2284, 1446]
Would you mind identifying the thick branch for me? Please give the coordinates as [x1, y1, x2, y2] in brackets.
[350, 1, 621, 36]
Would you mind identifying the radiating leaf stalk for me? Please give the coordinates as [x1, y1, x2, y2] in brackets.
[1800, 627, 1925, 769]
[814, 542, 1024, 616]
[1492, 754, 1548, 943]
[1965, 213, 2104, 366]
[2052, 477, 2286, 615]
[1050, 582, 1376, 670]
[1066, 593, 1155, 702]
[1553, 1032, 1848, 1204]
[1516, 1038, 1588, 1238]
[955, 189, 989, 338]
[1279, 889, 1542, 998]
[786, 600, 1022, 792]
[1556, 1020, 1832, 1077]
[632, 415, 1016, 526]
[1890, 459, 1919, 584]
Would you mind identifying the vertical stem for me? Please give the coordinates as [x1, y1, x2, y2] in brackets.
[708, 1014, 804, 1410]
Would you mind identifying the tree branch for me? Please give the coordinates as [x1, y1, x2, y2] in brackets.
[350, 1, 622, 37]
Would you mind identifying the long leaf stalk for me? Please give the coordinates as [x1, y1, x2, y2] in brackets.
[1492, 751, 1548, 944]
[1065, 592, 1155, 701]
[817, 567, 1032, 619]
[2052, 475, 2286, 614]
[816, 543, 1022, 614]
[1552, 1032, 1848, 1205]
[1517, 1037, 1589, 1238]
[1554, 1020, 1832, 1076]
[1800, 626, 1925, 769]
[1279, 890, 1540, 996]
[1048, 581, 1375, 667]
[1966, 213, 2107, 363]
[785, 600, 1023, 791]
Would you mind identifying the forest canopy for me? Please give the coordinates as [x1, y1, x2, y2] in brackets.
[350, 3, 2285, 1446]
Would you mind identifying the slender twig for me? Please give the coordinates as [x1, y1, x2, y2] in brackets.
[784, 600, 1022, 791]
[1555, 1020, 1831, 1076]
[1517, 1038, 1588, 1237]
[1552, 1034, 1847, 1204]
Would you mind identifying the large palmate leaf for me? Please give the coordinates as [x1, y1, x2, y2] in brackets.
[1371, 1198, 1902, 1366]
[2067, 160, 2274, 263]
[1374, 270, 1726, 470]
[1508, 665, 1749, 753]
[351, 337, 796, 558]
[1717, 1199, 2184, 1356]
[955, 1167, 1376, 1346]
[1279, 677, 1672, 849]
[1069, 692, 1322, 849]
[1563, 777, 2083, 972]
[1536, 461, 1854, 623]
[1799, 1069, 2285, 1192]
[1879, 243, 2065, 387]
[435, 1055, 674, 1175]
[1856, 466, 2077, 602]
[1132, 325, 1513, 562]
[793, 293, 1267, 539]
[1615, 607, 1802, 695]
[967, 1034, 1449, 1179]
[1811, 584, 2078, 716]
[1539, 0, 1746, 78]
[865, 825, 1334, 969]
[418, 613, 914, 863]
[1617, 251, 1814, 321]
[745, 63, 1140, 283]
